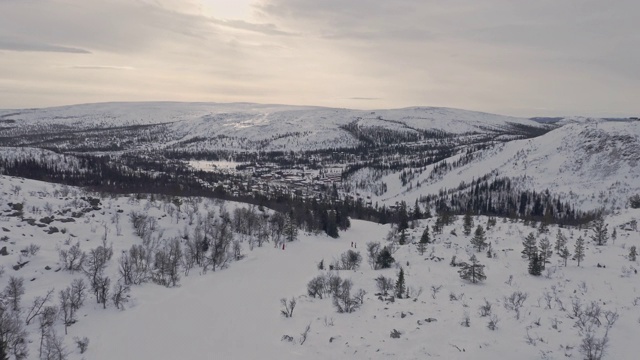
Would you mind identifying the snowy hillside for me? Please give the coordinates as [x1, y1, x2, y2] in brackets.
[0, 175, 639, 359]
[368, 120, 640, 211]
[0, 102, 547, 152]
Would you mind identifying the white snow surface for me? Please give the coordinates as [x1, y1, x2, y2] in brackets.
[1, 175, 639, 360]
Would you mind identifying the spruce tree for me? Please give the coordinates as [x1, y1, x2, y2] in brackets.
[376, 247, 395, 269]
[554, 229, 567, 255]
[522, 233, 537, 260]
[395, 268, 406, 299]
[590, 217, 608, 246]
[573, 236, 585, 266]
[463, 211, 474, 236]
[420, 226, 431, 244]
[283, 212, 298, 242]
[559, 247, 571, 267]
[325, 210, 339, 238]
[458, 255, 486, 283]
[398, 229, 408, 245]
[629, 245, 637, 261]
[612, 228, 617, 244]
[471, 225, 487, 252]
[397, 201, 409, 232]
[417, 227, 430, 255]
[528, 251, 542, 276]
[412, 199, 422, 220]
[538, 237, 553, 270]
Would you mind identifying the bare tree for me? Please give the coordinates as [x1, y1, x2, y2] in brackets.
[38, 306, 58, 358]
[111, 282, 130, 310]
[25, 288, 54, 325]
[85, 245, 113, 302]
[339, 250, 362, 270]
[332, 279, 361, 313]
[119, 244, 151, 285]
[153, 238, 182, 287]
[4, 276, 25, 312]
[307, 275, 327, 299]
[41, 329, 69, 360]
[59, 242, 86, 272]
[206, 217, 232, 272]
[0, 308, 29, 360]
[366, 242, 382, 269]
[375, 275, 394, 296]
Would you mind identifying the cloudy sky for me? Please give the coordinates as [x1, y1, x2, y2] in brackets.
[1, 0, 638, 117]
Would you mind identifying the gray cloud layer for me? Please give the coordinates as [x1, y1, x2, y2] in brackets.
[0, 0, 638, 117]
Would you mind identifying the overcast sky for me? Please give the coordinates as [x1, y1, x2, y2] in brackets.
[1, 0, 638, 117]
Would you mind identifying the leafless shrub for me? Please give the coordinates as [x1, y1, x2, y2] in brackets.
[580, 331, 608, 360]
[280, 297, 296, 318]
[299, 323, 311, 345]
[478, 299, 492, 317]
[73, 336, 90, 354]
[488, 314, 499, 330]
[430, 285, 443, 299]
[504, 291, 528, 320]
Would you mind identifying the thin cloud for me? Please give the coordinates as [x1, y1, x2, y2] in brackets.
[0, 39, 90, 54]
[69, 65, 135, 71]
[210, 18, 295, 36]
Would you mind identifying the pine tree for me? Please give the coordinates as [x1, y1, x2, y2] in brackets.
[471, 225, 487, 252]
[559, 247, 571, 266]
[486, 216, 497, 230]
[283, 212, 298, 242]
[417, 227, 430, 255]
[538, 237, 553, 270]
[590, 217, 608, 246]
[412, 199, 422, 220]
[629, 245, 637, 261]
[397, 201, 409, 232]
[554, 229, 567, 255]
[611, 228, 617, 244]
[395, 268, 406, 299]
[458, 255, 486, 283]
[522, 233, 537, 260]
[463, 211, 474, 236]
[398, 229, 408, 245]
[325, 210, 339, 238]
[376, 247, 395, 269]
[573, 236, 585, 266]
[528, 251, 542, 276]
[420, 226, 430, 244]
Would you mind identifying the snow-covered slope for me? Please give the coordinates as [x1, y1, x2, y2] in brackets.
[0, 175, 639, 360]
[372, 120, 640, 211]
[0, 102, 546, 152]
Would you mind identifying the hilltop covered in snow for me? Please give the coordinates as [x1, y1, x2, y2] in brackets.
[363, 120, 640, 212]
[0, 102, 548, 152]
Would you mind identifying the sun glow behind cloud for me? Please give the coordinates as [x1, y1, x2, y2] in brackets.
[201, 0, 254, 19]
